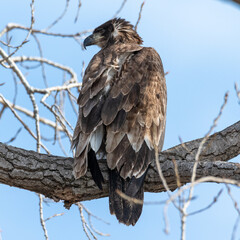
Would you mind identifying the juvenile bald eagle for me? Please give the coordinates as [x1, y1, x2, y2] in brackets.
[72, 18, 167, 226]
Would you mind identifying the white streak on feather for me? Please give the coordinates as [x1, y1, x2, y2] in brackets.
[90, 125, 104, 152]
[112, 27, 119, 37]
[144, 135, 154, 150]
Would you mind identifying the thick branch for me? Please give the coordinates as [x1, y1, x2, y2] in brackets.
[0, 121, 239, 207]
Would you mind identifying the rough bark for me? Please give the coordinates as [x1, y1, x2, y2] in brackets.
[0, 121, 239, 208]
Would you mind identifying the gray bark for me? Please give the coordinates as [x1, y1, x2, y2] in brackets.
[0, 121, 239, 208]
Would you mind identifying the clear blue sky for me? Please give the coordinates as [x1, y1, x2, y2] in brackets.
[0, 0, 240, 239]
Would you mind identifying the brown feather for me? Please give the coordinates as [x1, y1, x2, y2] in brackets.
[73, 147, 88, 179]
[77, 88, 90, 107]
[82, 92, 101, 117]
[90, 72, 108, 98]
[106, 135, 129, 169]
[118, 145, 136, 179]
[108, 109, 127, 132]
[72, 18, 167, 226]
[81, 96, 105, 133]
[75, 132, 90, 157]
[106, 131, 125, 153]
[101, 93, 124, 125]
[122, 83, 140, 112]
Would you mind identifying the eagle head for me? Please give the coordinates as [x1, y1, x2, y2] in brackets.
[83, 18, 143, 49]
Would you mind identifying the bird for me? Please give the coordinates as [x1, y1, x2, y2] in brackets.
[72, 18, 167, 226]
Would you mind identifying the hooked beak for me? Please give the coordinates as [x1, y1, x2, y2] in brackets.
[83, 34, 96, 49]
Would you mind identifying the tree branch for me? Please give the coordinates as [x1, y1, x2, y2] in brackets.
[0, 121, 239, 208]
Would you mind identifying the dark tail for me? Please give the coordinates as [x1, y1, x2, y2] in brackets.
[109, 169, 147, 226]
[88, 149, 104, 190]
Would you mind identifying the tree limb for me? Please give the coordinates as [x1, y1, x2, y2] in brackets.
[0, 121, 239, 208]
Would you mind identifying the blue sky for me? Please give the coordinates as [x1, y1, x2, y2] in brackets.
[0, 0, 240, 239]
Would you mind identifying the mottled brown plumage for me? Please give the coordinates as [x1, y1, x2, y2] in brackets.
[72, 18, 167, 226]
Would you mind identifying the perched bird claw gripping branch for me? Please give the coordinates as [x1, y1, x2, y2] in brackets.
[72, 18, 167, 226]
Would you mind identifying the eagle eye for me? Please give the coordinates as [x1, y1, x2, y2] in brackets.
[108, 24, 114, 32]
[94, 29, 105, 35]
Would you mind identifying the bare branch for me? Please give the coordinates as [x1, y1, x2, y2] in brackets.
[235, 82, 240, 103]
[74, 0, 82, 23]
[135, 1, 145, 31]
[77, 203, 97, 240]
[12, 56, 78, 83]
[4, 128, 22, 144]
[0, 0, 35, 63]
[0, 97, 64, 131]
[0, 121, 239, 204]
[112, 0, 128, 18]
[80, 204, 110, 237]
[44, 212, 64, 222]
[0, 95, 49, 153]
[45, 0, 70, 31]
[0, 23, 92, 39]
[187, 189, 223, 216]
[38, 194, 49, 240]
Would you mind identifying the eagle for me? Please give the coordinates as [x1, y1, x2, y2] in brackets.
[72, 18, 167, 226]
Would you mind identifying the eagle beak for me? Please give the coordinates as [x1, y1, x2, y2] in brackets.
[83, 34, 95, 49]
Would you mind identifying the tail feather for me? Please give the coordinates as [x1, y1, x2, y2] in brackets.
[88, 149, 104, 190]
[109, 169, 147, 226]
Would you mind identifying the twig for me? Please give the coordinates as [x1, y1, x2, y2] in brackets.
[0, 95, 49, 153]
[77, 203, 95, 240]
[0, 97, 64, 131]
[0, 0, 35, 63]
[12, 56, 78, 83]
[29, 91, 41, 151]
[6, 32, 18, 105]
[4, 128, 22, 144]
[135, 1, 145, 31]
[154, 145, 182, 234]
[191, 92, 229, 184]
[234, 82, 240, 103]
[164, 175, 240, 238]
[38, 194, 49, 240]
[74, 0, 82, 23]
[112, 0, 128, 18]
[67, 89, 78, 115]
[81, 205, 110, 237]
[81, 205, 110, 226]
[56, 131, 68, 156]
[40, 96, 73, 141]
[226, 185, 240, 240]
[44, 213, 65, 222]
[188, 189, 223, 216]
[0, 23, 92, 39]
[45, 0, 70, 31]
[32, 34, 48, 87]
[52, 104, 74, 131]
[116, 189, 143, 205]
[180, 92, 228, 240]
[232, 216, 240, 240]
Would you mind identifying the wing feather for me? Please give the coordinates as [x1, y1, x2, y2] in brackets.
[106, 135, 130, 169]
[82, 92, 101, 117]
[81, 96, 104, 134]
[73, 147, 88, 179]
[106, 131, 126, 153]
[108, 109, 127, 132]
[122, 83, 140, 112]
[75, 132, 90, 157]
[105, 47, 167, 179]
[73, 45, 166, 183]
[101, 93, 124, 125]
